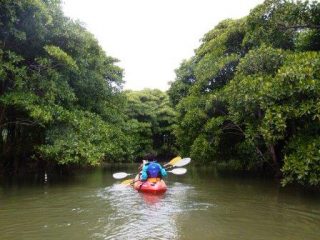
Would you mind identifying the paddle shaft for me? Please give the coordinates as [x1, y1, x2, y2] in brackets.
[122, 168, 186, 185]
[115, 157, 190, 180]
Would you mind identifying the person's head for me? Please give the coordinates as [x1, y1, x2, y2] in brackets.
[144, 152, 157, 162]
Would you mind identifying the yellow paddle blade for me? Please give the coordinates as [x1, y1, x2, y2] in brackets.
[165, 156, 182, 166]
[121, 179, 134, 185]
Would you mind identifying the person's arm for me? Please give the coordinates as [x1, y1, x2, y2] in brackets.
[141, 165, 148, 181]
[159, 164, 167, 177]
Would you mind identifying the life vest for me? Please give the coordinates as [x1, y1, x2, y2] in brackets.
[147, 177, 161, 183]
[147, 162, 161, 178]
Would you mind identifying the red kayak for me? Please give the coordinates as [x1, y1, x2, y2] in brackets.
[133, 175, 167, 194]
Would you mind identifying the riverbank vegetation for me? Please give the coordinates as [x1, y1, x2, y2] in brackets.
[124, 89, 177, 160]
[1, 0, 320, 187]
[0, 0, 176, 176]
[0, 0, 126, 175]
[167, 0, 320, 186]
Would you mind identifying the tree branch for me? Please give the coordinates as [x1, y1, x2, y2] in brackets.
[0, 119, 43, 129]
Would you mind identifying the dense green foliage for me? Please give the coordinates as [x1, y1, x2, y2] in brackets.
[124, 89, 177, 160]
[1, 0, 319, 188]
[0, 0, 178, 175]
[0, 0, 128, 174]
[168, 0, 320, 186]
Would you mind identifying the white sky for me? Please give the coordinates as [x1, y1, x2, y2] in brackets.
[62, 0, 265, 91]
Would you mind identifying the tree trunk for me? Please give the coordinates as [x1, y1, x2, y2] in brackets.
[0, 107, 5, 128]
[268, 144, 281, 178]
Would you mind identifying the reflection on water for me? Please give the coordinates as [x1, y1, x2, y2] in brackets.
[140, 192, 165, 205]
[0, 166, 320, 240]
[94, 182, 213, 240]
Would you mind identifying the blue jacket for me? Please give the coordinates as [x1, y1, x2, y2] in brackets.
[141, 161, 167, 181]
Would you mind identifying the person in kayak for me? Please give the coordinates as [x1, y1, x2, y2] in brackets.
[138, 160, 149, 171]
[140, 154, 167, 182]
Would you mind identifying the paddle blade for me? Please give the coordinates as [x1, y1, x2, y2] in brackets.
[113, 172, 129, 179]
[165, 156, 182, 166]
[173, 157, 191, 167]
[169, 168, 187, 175]
[121, 178, 134, 185]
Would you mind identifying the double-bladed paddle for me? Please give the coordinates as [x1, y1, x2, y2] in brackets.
[113, 156, 191, 185]
[113, 167, 187, 180]
[120, 167, 188, 185]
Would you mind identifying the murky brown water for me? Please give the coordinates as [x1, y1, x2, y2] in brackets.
[1, 165, 320, 239]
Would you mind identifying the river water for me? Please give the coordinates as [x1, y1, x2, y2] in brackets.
[1, 165, 320, 240]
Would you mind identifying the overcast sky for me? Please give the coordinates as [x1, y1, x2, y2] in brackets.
[62, 0, 265, 91]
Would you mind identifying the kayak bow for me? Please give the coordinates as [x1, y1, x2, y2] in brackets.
[133, 175, 167, 194]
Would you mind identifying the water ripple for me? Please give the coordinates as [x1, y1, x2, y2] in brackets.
[94, 182, 214, 239]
